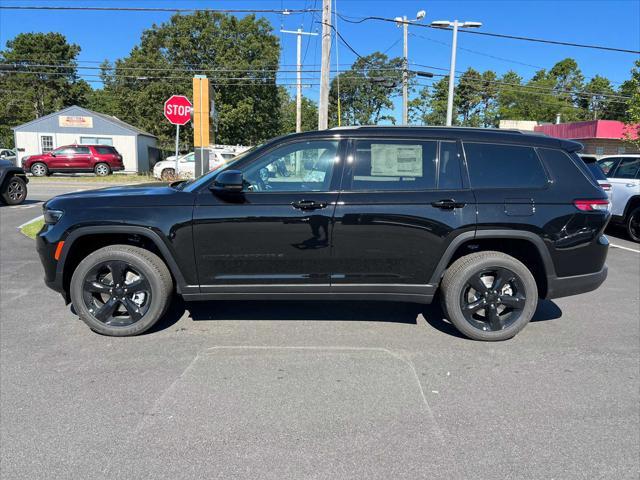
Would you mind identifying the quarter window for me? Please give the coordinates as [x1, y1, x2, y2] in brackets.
[349, 139, 437, 191]
[464, 142, 547, 189]
[242, 140, 338, 192]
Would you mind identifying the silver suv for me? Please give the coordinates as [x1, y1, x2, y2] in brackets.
[598, 155, 640, 241]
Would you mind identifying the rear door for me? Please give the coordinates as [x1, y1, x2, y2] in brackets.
[608, 157, 640, 216]
[331, 137, 476, 289]
[67, 146, 92, 170]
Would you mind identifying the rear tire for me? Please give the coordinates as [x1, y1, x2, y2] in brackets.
[1, 175, 27, 205]
[30, 162, 48, 177]
[70, 245, 173, 336]
[440, 251, 538, 341]
[626, 206, 640, 242]
[94, 163, 111, 177]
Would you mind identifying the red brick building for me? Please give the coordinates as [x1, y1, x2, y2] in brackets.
[534, 120, 639, 156]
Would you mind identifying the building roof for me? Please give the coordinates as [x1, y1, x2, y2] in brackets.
[12, 105, 156, 138]
[534, 120, 639, 141]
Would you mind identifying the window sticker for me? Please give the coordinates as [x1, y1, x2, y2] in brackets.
[370, 144, 423, 177]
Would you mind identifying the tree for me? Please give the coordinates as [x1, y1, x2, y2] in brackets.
[455, 68, 483, 126]
[328, 52, 403, 126]
[0, 32, 90, 147]
[277, 87, 318, 134]
[580, 75, 614, 120]
[623, 60, 640, 148]
[479, 70, 499, 127]
[95, 12, 281, 149]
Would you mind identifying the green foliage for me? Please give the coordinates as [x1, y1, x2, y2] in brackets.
[623, 60, 640, 147]
[277, 87, 318, 134]
[328, 52, 403, 126]
[0, 32, 90, 147]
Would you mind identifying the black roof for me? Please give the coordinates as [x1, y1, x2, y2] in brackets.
[279, 126, 582, 152]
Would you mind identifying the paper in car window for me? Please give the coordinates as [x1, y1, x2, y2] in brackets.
[370, 144, 423, 177]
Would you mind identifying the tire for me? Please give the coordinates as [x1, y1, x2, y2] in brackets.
[440, 251, 538, 341]
[161, 168, 175, 181]
[94, 163, 111, 177]
[70, 245, 173, 336]
[30, 162, 48, 177]
[626, 206, 640, 242]
[1, 175, 27, 205]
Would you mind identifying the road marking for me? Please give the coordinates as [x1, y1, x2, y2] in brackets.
[610, 243, 640, 253]
[16, 214, 44, 230]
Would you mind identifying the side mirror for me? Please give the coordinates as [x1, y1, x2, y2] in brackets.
[50, 152, 56, 157]
[210, 169, 244, 194]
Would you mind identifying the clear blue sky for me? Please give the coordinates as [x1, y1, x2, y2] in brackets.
[1, 0, 639, 120]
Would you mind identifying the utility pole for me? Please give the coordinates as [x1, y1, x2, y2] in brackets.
[281, 28, 318, 132]
[402, 17, 409, 124]
[318, 0, 331, 130]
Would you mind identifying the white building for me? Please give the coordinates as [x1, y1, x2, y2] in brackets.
[13, 105, 158, 173]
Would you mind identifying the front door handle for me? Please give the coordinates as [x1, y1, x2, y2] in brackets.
[292, 200, 328, 210]
[431, 199, 465, 209]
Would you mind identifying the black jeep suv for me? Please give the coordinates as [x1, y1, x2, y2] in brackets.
[37, 127, 610, 341]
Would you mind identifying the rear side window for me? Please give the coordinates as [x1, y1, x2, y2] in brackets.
[73, 147, 91, 154]
[350, 139, 437, 191]
[95, 146, 116, 155]
[463, 142, 547, 189]
[611, 157, 640, 179]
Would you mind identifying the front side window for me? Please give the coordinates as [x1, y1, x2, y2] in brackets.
[439, 141, 463, 189]
[53, 147, 74, 155]
[612, 157, 640, 179]
[41, 136, 53, 153]
[464, 142, 547, 189]
[181, 153, 195, 163]
[242, 140, 338, 192]
[349, 139, 437, 191]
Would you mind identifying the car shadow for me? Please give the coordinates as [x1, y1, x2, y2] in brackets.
[0, 199, 42, 208]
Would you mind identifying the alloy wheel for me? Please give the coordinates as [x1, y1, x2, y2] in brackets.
[628, 209, 640, 242]
[7, 179, 25, 202]
[31, 164, 46, 176]
[459, 267, 526, 332]
[81, 260, 152, 327]
[95, 164, 109, 176]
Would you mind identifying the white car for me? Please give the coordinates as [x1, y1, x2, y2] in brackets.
[153, 150, 236, 180]
[597, 154, 640, 242]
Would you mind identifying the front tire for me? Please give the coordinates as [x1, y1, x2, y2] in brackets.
[626, 206, 640, 242]
[70, 245, 173, 336]
[30, 162, 48, 177]
[1, 176, 27, 205]
[94, 163, 111, 176]
[440, 251, 538, 341]
[161, 168, 176, 181]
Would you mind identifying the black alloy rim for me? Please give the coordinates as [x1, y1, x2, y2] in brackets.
[459, 267, 526, 332]
[82, 261, 152, 327]
[7, 179, 25, 201]
[629, 211, 640, 240]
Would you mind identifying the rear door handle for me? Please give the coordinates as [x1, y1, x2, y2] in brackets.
[292, 200, 328, 210]
[431, 199, 465, 209]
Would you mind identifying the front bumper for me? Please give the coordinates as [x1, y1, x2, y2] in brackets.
[545, 265, 608, 300]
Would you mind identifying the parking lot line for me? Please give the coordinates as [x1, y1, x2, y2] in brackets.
[610, 243, 640, 253]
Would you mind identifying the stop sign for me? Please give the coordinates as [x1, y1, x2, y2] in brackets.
[164, 95, 192, 125]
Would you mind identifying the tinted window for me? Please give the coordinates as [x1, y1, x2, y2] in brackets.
[613, 158, 640, 179]
[464, 142, 547, 189]
[350, 139, 437, 191]
[598, 158, 620, 176]
[73, 147, 91, 155]
[439, 141, 462, 189]
[53, 147, 74, 155]
[579, 156, 608, 181]
[95, 146, 116, 155]
[242, 140, 338, 192]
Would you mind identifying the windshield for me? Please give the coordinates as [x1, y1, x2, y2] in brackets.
[179, 144, 262, 191]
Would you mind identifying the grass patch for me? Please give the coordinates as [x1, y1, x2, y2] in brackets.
[19, 216, 45, 240]
[29, 174, 157, 184]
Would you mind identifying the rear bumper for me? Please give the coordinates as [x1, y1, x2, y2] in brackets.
[545, 265, 608, 300]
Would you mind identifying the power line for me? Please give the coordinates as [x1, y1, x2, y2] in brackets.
[336, 13, 640, 54]
[0, 5, 319, 14]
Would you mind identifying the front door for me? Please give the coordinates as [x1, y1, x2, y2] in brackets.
[193, 138, 344, 291]
[331, 138, 476, 288]
[48, 146, 73, 170]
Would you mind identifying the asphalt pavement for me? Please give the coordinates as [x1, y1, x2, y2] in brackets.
[1, 182, 639, 479]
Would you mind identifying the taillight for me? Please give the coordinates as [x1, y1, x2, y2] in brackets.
[574, 199, 610, 212]
[600, 183, 611, 191]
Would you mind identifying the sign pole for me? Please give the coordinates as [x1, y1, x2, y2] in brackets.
[174, 124, 180, 176]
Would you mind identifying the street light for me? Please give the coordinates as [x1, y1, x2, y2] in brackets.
[431, 19, 482, 126]
[395, 10, 427, 125]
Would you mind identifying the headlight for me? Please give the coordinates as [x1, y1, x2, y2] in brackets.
[44, 209, 64, 224]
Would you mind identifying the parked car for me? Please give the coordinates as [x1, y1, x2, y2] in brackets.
[37, 127, 610, 340]
[578, 154, 611, 197]
[22, 144, 124, 177]
[153, 150, 235, 180]
[0, 159, 28, 205]
[0, 148, 17, 165]
[597, 154, 640, 241]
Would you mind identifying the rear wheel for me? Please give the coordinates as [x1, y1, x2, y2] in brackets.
[70, 245, 173, 336]
[440, 251, 538, 341]
[30, 162, 48, 177]
[94, 163, 111, 176]
[1, 176, 27, 205]
[626, 206, 640, 242]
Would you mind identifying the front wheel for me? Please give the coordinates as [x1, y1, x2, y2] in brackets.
[70, 245, 173, 336]
[1, 176, 27, 205]
[440, 251, 538, 341]
[161, 168, 176, 181]
[30, 162, 48, 177]
[626, 206, 640, 242]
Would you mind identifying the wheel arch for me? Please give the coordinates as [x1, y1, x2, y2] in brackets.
[623, 195, 640, 219]
[429, 230, 555, 298]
